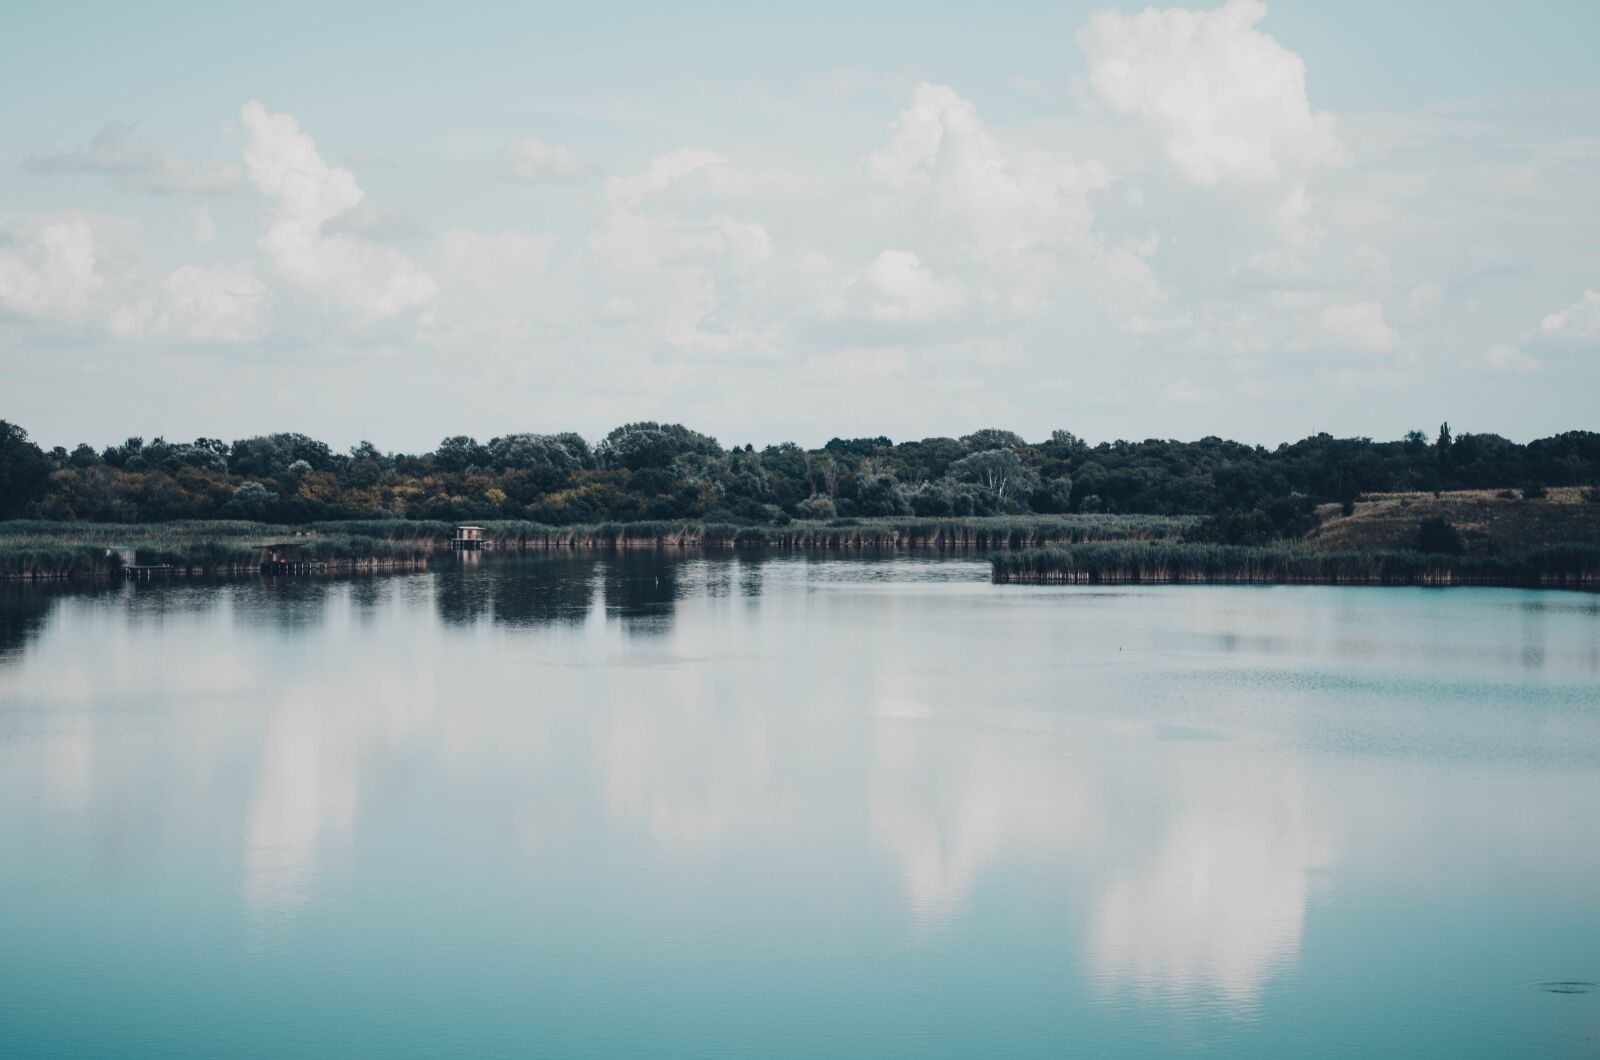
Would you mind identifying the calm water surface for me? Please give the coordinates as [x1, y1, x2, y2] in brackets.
[2, 553, 1598, 1057]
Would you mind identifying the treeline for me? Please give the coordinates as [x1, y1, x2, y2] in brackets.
[2, 419, 1597, 527]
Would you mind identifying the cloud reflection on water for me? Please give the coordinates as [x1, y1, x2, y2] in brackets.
[2, 554, 1595, 1030]
[1085, 756, 1323, 1013]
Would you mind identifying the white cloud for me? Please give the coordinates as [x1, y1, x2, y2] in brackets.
[600, 294, 638, 320]
[1315, 299, 1398, 353]
[112, 265, 273, 344]
[1159, 378, 1216, 405]
[605, 148, 730, 210]
[802, 345, 909, 380]
[1079, 0, 1342, 187]
[26, 122, 147, 177]
[6, 57, 1594, 443]
[1484, 344, 1540, 374]
[0, 217, 104, 319]
[1078, 0, 1342, 245]
[25, 121, 244, 195]
[1404, 282, 1443, 314]
[573, 147, 796, 362]
[0, 213, 267, 344]
[588, 209, 722, 275]
[862, 250, 967, 322]
[858, 83, 1140, 325]
[240, 101, 437, 322]
[438, 229, 556, 289]
[1538, 289, 1600, 344]
[508, 135, 590, 182]
[188, 205, 216, 245]
[323, 204, 426, 242]
[868, 83, 1110, 253]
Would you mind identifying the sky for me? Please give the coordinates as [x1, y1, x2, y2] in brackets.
[2, 0, 1597, 453]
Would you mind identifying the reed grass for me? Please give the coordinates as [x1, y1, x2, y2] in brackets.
[991, 542, 1600, 588]
[0, 513, 1186, 578]
[415, 514, 1194, 550]
[0, 522, 433, 579]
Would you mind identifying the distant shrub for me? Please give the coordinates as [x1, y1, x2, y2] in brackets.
[1416, 516, 1465, 555]
[1521, 482, 1547, 500]
[1337, 479, 1359, 517]
[1187, 494, 1316, 546]
[795, 494, 837, 521]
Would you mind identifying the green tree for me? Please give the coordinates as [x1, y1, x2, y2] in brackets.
[949, 449, 1037, 504]
[960, 428, 1026, 451]
[0, 421, 52, 517]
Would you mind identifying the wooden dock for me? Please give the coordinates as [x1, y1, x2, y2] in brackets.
[259, 543, 328, 575]
[118, 564, 174, 579]
[260, 559, 329, 575]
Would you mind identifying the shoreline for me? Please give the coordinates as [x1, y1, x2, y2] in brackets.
[990, 543, 1600, 591]
[0, 515, 1192, 581]
[6, 516, 1598, 590]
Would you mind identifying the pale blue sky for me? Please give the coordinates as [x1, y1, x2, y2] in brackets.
[2, 0, 1597, 450]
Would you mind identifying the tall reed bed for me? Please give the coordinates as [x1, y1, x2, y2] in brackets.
[991, 542, 1600, 588]
[0, 527, 433, 579]
[1, 514, 1192, 578]
[403, 515, 1195, 551]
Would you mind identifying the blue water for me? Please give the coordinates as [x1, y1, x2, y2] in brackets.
[2, 553, 1597, 1057]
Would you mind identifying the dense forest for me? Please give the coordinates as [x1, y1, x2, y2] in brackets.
[2, 419, 1597, 537]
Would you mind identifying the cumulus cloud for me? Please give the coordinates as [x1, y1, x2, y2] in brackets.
[322, 204, 427, 242]
[868, 82, 1110, 253]
[25, 121, 244, 195]
[438, 229, 556, 289]
[862, 250, 967, 322]
[574, 147, 796, 362]
[1159, 378, 1216, 405]
[112, 265, 273, 343]
[9, 52, 1589, 437]
[802, 345, 910, 380]
[1484, 344, 1540, 374]
[1079, 0, 1341, 244]
[0, 217, 104, 319]
[1538, 289, 1600, 344]
[1079, 0, 1342, 186]
[1316, 299, 1398, 353]
[508, 135, 590, 182]
[240, 101, 436, 322]
[859, 83, 1146, 324]
[0, 212, 264, 343]
[605, 148, 731, 211]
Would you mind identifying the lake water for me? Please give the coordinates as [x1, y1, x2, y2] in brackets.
[2, 552, 1598, 1057]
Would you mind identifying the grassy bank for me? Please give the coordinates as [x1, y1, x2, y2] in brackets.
[1308, 487, 1599, 553]
[0, 514, 1194, 579]
[991, 542, 1600, 588]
